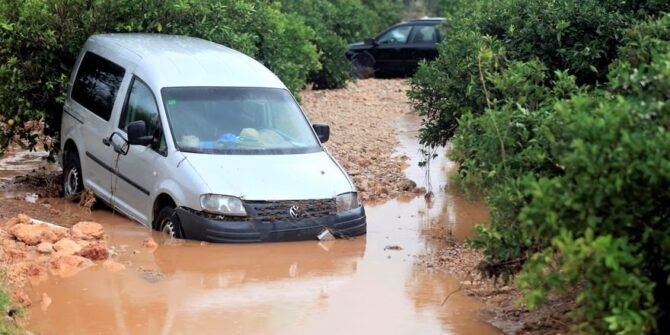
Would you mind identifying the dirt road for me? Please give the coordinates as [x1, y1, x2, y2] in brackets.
[301, 79, 425, 203]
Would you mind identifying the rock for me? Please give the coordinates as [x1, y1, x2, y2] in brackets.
[76, 240, 91, 248]
[414, 186, 427, 194]
[71, 221, 105, 240]
[54, 238, 82, 255]
[142, 237, 158, 250]
[49, 255, 93, 277]
[13, 292, 31, 306]
[17, 213, 32, 224]
[400, 179, 417, 192]
[36, 242, 54, 254]
[9, 224, 64, 245]
[76, 243, 109, 261]
[102, 260, 126, 272]
[27, 264, 49, 285]
[40, 293, 52, 311]
[4, 217, 20, 227]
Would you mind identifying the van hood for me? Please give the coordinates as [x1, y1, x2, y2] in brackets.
[182, 151, 353, 201]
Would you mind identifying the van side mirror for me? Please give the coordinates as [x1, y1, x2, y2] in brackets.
[313, 123, 330, 143]
[127, 120, 153, 146]
[364, 38, 377, 46]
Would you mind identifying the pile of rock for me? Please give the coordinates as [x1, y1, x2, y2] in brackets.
[301, 79, 425, 203]
[0, 214, 124, 306]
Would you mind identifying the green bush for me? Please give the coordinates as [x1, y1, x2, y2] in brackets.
[0, 0, 321, 155]
[515, 63, 670, 331]
[409, 0, 670, 148]
[282, 0, 400, 89]
[409, 0, 670, 331]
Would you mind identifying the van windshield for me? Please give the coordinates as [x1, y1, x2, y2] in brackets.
[162, 87, 321, 155]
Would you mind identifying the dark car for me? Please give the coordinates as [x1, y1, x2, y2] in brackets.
[347, 17, 445, 78]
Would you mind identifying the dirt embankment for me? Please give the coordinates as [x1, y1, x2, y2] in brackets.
[301, 79, 425, 203]
[418, 224, 574, 335]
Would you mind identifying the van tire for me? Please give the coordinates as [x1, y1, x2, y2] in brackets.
[157, 206, 184, 239]
[63, 149, 84, 201]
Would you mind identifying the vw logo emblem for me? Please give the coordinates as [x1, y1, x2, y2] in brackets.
[289, 205, 303, 218]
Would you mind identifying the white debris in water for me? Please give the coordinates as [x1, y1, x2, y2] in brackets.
[317, 229, 335, 241]
[24, 193, 39, 203]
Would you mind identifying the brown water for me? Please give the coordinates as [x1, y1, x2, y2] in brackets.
[21, 115, 498, 335]
[0, 150, 51, 181]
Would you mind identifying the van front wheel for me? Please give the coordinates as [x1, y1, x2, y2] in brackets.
[63, 150, 84, 201]
[157, 207, 184, 239]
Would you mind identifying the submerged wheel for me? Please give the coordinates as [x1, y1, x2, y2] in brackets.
[62, 149, 83, 201]
[157, 206, 184, 239]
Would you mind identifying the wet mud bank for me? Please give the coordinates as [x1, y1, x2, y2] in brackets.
[1, 113, 500, 335]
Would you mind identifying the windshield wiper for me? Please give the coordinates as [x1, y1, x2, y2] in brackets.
[179, 146, 206, 153]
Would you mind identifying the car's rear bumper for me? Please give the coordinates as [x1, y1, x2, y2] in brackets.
[175, 206, 366, 243]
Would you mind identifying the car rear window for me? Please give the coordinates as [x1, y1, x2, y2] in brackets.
[71, 52, 126, 121]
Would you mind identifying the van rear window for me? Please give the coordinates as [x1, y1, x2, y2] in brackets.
[71, 52, 125, 121]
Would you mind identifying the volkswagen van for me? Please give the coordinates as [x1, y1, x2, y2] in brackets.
[60, 34, 366, 242]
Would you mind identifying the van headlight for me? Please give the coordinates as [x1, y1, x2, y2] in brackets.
[336, 192, 359, 212]
[200, 194, 247, 216]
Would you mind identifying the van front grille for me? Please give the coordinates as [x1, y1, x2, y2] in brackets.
[244, 199, 336, 221]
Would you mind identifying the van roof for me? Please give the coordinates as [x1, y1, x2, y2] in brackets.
[86, 34, 286, 90]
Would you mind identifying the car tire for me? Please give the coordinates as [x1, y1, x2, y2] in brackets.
[157, 206, 185, 239]
[351, 52, 375, 79]
[63, 149, 84, 201]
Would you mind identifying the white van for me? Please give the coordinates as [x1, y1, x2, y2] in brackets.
[60, 34, 366, 242]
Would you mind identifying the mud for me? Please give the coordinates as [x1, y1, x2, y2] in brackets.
[15, 113, 501, 335]
[301, 79, 423, 203]
[0, 213, 111, 307]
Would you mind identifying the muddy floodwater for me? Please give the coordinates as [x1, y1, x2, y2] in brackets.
[19, 115, 498, 335]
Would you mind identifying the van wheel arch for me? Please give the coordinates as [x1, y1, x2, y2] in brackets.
[63, 139, 78, 158]
[153, 194, 176, 230]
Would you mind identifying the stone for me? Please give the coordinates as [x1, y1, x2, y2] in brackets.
[102, 260, 126, 272]
[9, 224, 64, 246]
[49, 255, 93, 277]
[40, 293, 52, 311]
[71, 221, 105, 240]
[17, 213, 32, 224]
[142, 237, 158, 250]
[76, 243, 109, 261]
[36, 242, 54, 254]
[4, 217, 20, 227]
[54, 238, 82, 255]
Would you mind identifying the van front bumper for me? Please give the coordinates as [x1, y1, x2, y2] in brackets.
[175, 206, 366, 243]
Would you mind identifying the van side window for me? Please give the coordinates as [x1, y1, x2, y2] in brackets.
[119, 78, 166, 154]
[71, 52, 125, 121]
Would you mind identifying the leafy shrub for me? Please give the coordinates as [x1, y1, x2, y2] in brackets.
[409, 0, 670, 331]
[0, 0, 320, 155]
[409, 0, 670, 148]
[282, 0, 400, 89]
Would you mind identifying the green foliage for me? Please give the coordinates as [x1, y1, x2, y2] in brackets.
[0, 280, 20, 333]
[0, 0, 400, 153]
[282, 0, 400, 89]
[409, 0, 670, 148]
[5, 0, 410, 154]
[409, 0, 670, 332]
[519, 230, 657, 334]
